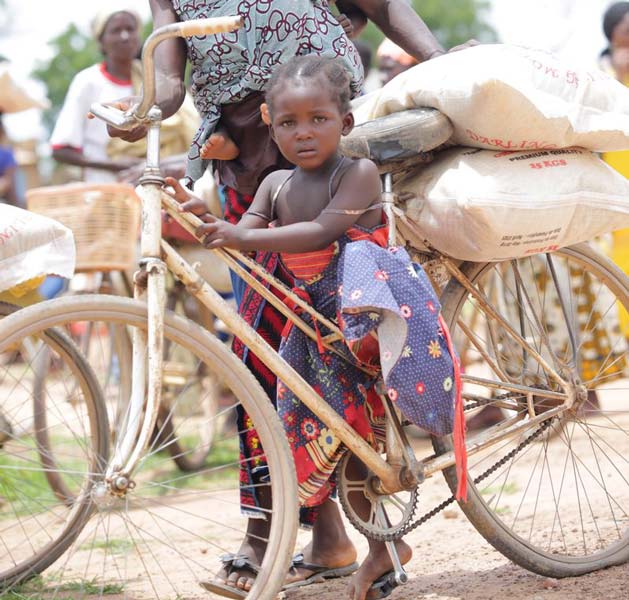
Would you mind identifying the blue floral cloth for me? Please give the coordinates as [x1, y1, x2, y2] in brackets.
[339, 241, 458, 436]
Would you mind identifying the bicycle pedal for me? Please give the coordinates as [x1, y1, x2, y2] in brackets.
[384, 540, 409, 586]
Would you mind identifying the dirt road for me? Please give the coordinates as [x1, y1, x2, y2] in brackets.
[285, 468, 629, 600]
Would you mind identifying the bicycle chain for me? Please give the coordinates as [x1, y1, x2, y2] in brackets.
[344, 402, 555, 543]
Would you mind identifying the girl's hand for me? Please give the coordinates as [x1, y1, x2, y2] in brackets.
[164, 176, 208, 217]
[195, 216, 246, 249]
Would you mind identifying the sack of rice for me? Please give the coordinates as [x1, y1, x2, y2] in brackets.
[354, 44, 629, 153]
[395, 147, 629, 262]
[0, 204, 75, 294]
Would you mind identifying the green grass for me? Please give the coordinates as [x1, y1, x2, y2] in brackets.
[480, 482, 520, 497]
[0, 437, 92, 519]
[0, 576, 123, 599]
[138, 436, 240, 497]
[79, 538, 134, 555]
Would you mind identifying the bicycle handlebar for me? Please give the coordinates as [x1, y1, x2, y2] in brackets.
[89, 16, 243, 130]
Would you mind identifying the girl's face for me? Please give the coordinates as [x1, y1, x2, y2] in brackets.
[270, 77, 353, 170]
[100, 12, 141, 63]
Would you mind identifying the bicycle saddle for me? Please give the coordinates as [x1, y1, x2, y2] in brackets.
[340, 106, 453, 165]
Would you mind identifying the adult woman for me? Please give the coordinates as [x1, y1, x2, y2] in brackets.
[50, 7, 144, 183]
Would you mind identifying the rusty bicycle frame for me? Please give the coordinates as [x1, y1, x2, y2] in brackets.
[90, 15, 577, 499]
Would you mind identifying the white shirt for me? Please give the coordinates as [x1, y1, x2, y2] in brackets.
[50, 63, 133, 183]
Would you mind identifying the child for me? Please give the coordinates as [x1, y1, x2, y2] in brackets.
[168, 55, 463, 600]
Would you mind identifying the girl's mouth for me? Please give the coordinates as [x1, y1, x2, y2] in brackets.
[297, 148, 317, 157]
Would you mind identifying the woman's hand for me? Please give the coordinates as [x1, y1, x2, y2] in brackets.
[88, 97, 149, 142]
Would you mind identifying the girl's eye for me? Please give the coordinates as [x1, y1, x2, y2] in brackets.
[313, 116, 327, 123]
[281, 120, 295, 128]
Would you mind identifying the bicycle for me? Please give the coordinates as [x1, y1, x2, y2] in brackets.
[1, 15, 628, 600]
[24, 182, 231, 497]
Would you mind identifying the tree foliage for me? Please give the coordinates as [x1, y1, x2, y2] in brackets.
[360, 0, 496, 57]
[31, 22, 152, 130]
[31, 25, 101, 129]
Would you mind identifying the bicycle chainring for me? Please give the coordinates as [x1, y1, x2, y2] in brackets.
[337, 452, 419, 541]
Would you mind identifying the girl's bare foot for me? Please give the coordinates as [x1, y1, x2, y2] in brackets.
[347, 540, 412, 600]
[200, 132, 240, 160]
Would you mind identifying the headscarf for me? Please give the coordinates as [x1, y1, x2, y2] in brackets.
[603, 2, 629, 42]
[376, 38, 418, 67]
[91, 5, 142, 40]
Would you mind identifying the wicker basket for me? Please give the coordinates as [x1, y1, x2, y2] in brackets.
[26, 183, 140, 272]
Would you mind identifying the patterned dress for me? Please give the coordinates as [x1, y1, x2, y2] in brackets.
[278, 231, 463, 507]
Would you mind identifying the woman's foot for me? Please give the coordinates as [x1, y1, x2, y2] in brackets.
[347, 540, 412, 600]
[200, 132, 240, 160]
[284, 538, 358, 586]
[285, 499, 358, 587]
[202, 536, 266, 596]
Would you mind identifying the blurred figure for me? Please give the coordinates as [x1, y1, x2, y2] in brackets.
[376, 37, 419, 86]
[376, 37, 419, 85]
[0, 115, 18, 206]
[50, 6, 144, 183]
[601, 2, 629, 336]
[353, 39, 373, 79]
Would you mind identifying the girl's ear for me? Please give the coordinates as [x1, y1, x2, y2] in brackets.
[260, 103, 271, 125]
[341, 111, 355, 136]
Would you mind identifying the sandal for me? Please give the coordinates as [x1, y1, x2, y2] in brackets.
[366, 570, 400, 600]
[282, 552, 359, 590]
[199, 553, 260, 599]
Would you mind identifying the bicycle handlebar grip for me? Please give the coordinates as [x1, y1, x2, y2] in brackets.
[176, 16, 243, 38]
[89, 102, 137, 130]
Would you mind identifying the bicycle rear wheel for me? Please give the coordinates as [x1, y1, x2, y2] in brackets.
[434, 244, 629, 577]
[0, 295, 297, 600]
[0, 302, 109, 588]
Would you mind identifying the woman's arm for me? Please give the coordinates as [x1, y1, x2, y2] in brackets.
[52, 146, 139, 173]
[149, 0, 187, 119]
[108, 0, 187, 142]
[340, 0, 445, 61]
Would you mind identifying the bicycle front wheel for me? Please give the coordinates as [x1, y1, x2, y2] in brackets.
[0, 295, 297, 600]
[0, 302, 109, 589]
[434, 243, 629, 577]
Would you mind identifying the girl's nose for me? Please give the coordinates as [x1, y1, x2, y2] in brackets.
[295, 126, 313, 140]
[120, 30, 130, 41]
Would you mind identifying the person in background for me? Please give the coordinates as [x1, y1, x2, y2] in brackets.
[601, 2, 629, 336]
[0, 115, 19, 206]
[376, 38, 419, 86]
[50, 7, 144, 183]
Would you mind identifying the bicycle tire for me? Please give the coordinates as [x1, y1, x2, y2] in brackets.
[0, 302, 109, 589]
[434, 243, 629, 577]
[0, 294, 297, 600]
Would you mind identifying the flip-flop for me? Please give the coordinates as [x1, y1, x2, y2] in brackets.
[199, 553, 259, 599]
[366, 570, 400, 600]
[282, 552, 359, 590]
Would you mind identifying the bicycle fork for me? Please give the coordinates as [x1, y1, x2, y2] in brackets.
[102, 112, 167, 497]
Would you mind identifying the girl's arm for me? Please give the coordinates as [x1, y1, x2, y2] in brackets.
[195, 160, 382, 253]
[339, 0, 445, 61]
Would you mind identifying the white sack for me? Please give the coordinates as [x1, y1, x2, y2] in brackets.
[354, 44, 629, 153]
[0, 204, 75, 293]
[396, 147, 629, 262]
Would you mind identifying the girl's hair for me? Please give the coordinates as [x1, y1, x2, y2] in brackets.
[265, 55, 352, 116]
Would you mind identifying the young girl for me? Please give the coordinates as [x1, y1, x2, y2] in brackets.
[168, 55, 463, 600]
